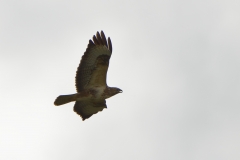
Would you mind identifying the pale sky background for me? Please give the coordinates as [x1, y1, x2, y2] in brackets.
[1, 0, 240, 160]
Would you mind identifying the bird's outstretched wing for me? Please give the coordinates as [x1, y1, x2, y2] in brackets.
[73, 100, 107, 120]
[75, 31, 112, 92]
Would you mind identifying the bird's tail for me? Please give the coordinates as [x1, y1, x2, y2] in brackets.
[54, 94, 77, 106]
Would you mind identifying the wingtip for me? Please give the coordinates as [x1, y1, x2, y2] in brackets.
[108, 37, 112, 53]
[92, 31, 112, 52]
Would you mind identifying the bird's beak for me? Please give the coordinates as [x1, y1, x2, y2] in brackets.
[119, 89, 123, 93]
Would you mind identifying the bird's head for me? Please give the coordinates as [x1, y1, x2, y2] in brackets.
[106, 87, 122, 98]
[112, 87, 123, 94]
[116, 87, 123, 94]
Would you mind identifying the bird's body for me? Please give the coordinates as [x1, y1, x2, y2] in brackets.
[54, 31, 122, 121]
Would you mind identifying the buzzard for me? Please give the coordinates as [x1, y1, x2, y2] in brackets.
[54, 31, 122, 121]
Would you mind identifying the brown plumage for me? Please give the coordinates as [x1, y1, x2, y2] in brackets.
[54, 31, 122, 121]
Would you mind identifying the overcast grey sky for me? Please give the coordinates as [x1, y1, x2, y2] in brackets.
[1, 0, 240, 160]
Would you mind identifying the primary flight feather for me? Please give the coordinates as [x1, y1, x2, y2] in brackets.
[54, 31, 122, 121]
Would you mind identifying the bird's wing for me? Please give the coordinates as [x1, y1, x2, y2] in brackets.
[75, 31, 112, 92]
[73, 100, 107, 120]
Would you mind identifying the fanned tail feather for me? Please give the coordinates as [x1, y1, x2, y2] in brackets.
[54, 94, 76, 106]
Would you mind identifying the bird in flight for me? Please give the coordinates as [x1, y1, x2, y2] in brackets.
[54, 31, 122, 121]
